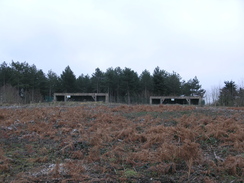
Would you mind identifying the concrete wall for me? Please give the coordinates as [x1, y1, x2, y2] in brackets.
[150, 96, 202, 105]
[54, 93, 109, 103]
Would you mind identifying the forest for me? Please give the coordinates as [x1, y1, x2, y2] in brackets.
[0, 61, 243, 106]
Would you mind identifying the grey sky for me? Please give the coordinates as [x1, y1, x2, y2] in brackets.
[0, 0, 244, 92]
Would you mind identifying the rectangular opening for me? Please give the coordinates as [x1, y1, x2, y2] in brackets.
[56, 95, 65, 101]
[190, 99, 199, 105]
[163, 98, 188, 105]
[70, 96, 95, 102]
[152, 98, 161, 104]
[96, 96, 106, 102]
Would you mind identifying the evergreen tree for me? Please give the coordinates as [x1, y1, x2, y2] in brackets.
[91, 68, 105, 93]
[182, 76, 205, 97]
[152, 66, 168, 95]
[181, 80, 190, 96]
[76, 74, 92, 93]
[121, 68, 139, 104]
[28, 64, 39, 101]
[0, 62, 18, 103]
[0, 62, 13, 87]
[219, 81, 237, 106]
[10, 61, 31, 90]
[35, 69, 48, 97]
[76, 74, 85, 92]
[1, 60, 209, 104]
[47, 70, 59, 99]
[140, 69, 152, 101]
[7, 61, 48, 102]
[60, 66, 76, 92]
[237, 87, 244, 106]
[114, 67, 123, 102]
[104, 67, 117, 102]
[166, 71, 181, 96]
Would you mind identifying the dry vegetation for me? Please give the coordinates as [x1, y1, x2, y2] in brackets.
[0, 103, 244, 182]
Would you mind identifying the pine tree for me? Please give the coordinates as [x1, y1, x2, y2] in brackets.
[182, 76, 205, 97]
[121, 68, 139, 104]
[166, 71, 181, 96]
[152, 66, 168, 96]
[47, 70, 59, 100]
[219, 81, 237, 106]
[60, 66, 76, 93]
[140, 69, 152, 102]
[91, 68, 105, 93]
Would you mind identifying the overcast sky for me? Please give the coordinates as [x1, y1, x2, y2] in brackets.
[0, 0, 244, 92]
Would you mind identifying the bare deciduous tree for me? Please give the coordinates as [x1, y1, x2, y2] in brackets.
[211, 85, 220, 106]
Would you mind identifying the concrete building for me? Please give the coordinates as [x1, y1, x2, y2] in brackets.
[54, 93, 109, 103]
[150, 96, 202, 105]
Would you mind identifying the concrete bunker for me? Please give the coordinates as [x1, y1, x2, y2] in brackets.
[54, 93, 109, 103]
[150, 96, 202, 105]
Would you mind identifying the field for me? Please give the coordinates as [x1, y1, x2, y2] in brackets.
[0, 103, 244, 182]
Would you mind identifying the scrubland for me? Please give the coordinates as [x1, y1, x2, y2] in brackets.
[0, 103, 244, 182]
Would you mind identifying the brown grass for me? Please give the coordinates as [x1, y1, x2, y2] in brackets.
[0, 104, 243, 182]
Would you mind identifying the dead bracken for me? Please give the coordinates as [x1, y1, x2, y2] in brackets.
[0, 103, 244, 182]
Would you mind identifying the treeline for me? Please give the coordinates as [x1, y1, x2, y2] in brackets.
[0, 61, 206, 104]
[207, 81, 244, 107]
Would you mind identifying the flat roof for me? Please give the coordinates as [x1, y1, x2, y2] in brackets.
[150, 96, 201, 99]
[54, 93, 108, 96]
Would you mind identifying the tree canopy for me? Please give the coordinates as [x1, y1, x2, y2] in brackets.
[0, 61, 208, 104]
[218, 81, 238, 106]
